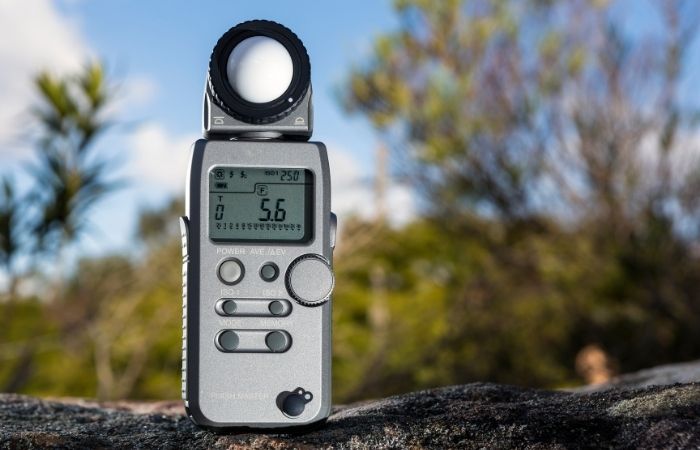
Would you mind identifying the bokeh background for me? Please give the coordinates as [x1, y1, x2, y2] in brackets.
[1, 0, 700, 402]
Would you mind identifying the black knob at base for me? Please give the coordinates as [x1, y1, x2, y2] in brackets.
[276, 387, 313, 417]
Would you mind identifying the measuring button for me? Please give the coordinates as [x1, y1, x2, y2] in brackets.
[330, 212, 337, 249]
[259, 262, 279, 282]
[265, 330, 291, 352]
[217, 258, 244, 285]
[178, 216, 189, 260]
[217, 330, 240, 351]
[286, 254, 334, 306]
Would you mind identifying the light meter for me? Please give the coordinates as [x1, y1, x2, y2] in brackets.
[179, 20, 336, 428]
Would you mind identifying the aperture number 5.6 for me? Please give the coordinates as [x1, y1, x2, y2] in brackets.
[259, 198, 286, 222]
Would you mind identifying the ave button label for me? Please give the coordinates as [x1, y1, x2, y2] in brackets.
[250, 248, 287, 256]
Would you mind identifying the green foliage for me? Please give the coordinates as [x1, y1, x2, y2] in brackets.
[0, 200, 183, 400]
[332, 213, 700, 401]
[31, 63, 117, 250]
[334, 217, 576, 399]
[0, 62, 120, 395]
[0, 178, 20, 272]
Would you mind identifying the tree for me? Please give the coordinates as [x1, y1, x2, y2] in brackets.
[30, 63, 118, 254]
[0, 178, 21, 297]
[344, 0, 699, 228]
[0, 63, 118, 392]
[336, 0, 700, 398]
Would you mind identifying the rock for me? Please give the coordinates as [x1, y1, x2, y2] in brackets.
[582, 359, 700, 392]
[2, 364, 700, 449]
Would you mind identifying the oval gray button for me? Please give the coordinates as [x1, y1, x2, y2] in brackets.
[222, 300, 237, 315]
[285, 254, 334, 306]
[268, 300, 285, 315]
[217, 330, 239, 351]
[265, 331, 291, 352]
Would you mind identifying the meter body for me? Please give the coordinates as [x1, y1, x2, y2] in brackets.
[179, 20, 335, 428]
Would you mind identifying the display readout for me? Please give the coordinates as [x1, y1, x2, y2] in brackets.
[209, 167, 313, 242]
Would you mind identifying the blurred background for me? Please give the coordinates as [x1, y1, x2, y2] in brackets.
[1, 0, 700, 402]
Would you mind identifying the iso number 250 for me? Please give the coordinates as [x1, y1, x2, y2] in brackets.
[265, 169, 300, 182]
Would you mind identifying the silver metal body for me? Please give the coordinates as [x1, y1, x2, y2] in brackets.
[181, 139, 333, 428]
[203, 85, 313, 140]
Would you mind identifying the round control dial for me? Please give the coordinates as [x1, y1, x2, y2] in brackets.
[285, 254, 334, 306]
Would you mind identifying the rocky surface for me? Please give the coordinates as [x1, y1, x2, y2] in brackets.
[584, 359, 700, 392]
[2, 361, 700, 449]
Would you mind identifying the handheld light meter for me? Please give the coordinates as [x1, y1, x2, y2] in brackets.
[179, 20, 336, 428]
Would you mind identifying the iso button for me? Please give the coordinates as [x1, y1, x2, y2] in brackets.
[285, 254, 334, 306]
[217, 258, 244, 285]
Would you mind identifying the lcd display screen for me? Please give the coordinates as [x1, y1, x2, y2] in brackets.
[208, 167, 313, 243]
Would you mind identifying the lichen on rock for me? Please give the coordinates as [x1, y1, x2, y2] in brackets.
[1, 361, 700, 449]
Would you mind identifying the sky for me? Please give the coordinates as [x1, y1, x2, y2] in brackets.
[0, 0, 415, 258]
[1, 0, 698, 261]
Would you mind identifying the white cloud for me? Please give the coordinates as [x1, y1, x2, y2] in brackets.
[327, 144, 416, 226]
[0, 0, 90, 157]
[126, 123, 197, 193]
[108, 76, 159, 116]
[0, 1, 160, 165]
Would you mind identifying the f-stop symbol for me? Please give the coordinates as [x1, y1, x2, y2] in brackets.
[256, 184, 269, 196]
[276, 387, 313, 417]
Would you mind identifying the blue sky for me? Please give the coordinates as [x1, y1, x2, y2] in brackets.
[0, 0, 414, 259]
[60, 0, 698, 125]
[55, 0, 397, 151]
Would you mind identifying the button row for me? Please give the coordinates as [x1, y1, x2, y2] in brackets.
[216, 329, 291, 353]
[215, 298, 292, 317]
[217, 258, 279, 285]
[217, 254, 334, 307]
